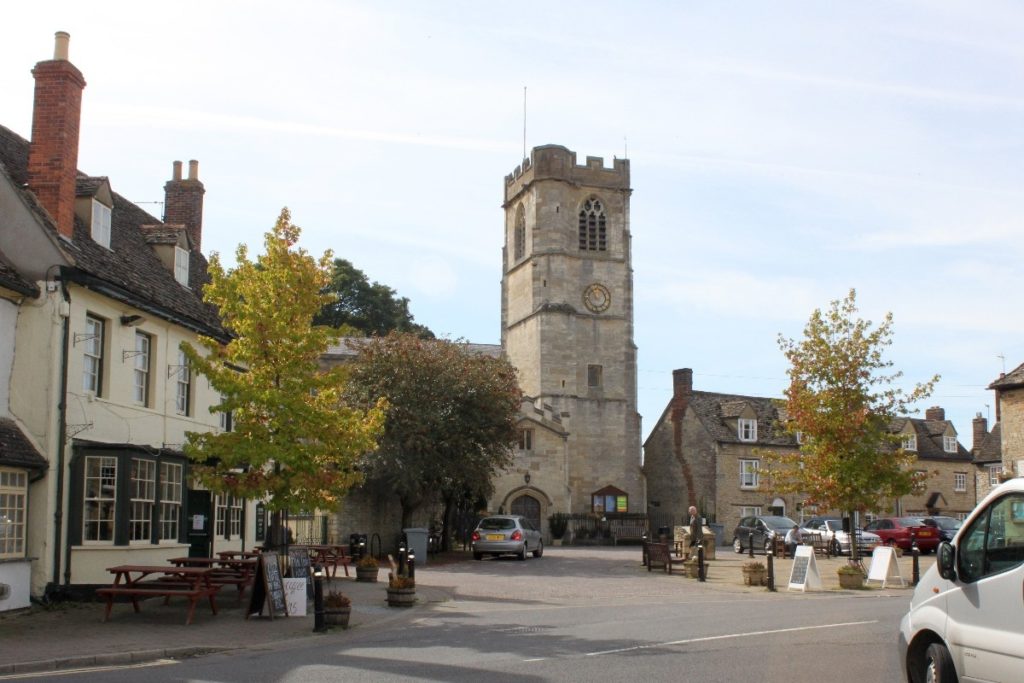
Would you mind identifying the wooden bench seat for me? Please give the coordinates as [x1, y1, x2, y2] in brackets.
[610, 520, 649, 545]
[646, 541, 686, 574]
[95, 584, 220, 625]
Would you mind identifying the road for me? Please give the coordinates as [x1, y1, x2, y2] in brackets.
[18, 548, 910, 682]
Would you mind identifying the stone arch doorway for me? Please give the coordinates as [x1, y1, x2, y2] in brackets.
[510, 494, 542, 530]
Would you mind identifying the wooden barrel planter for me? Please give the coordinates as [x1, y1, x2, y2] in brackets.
[386, 587, 416, 607]
[324, 606, 351, 629]
[356, 566, 378, 583]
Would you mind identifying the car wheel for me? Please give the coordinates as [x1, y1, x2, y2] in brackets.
[518, 544, 527, 561]
[922, 643, 956, 683]
[733, 537, 743, 553]
[473, 552, 483, 560]
[533, 541, 543, 558]
[831, 539, 843, 556]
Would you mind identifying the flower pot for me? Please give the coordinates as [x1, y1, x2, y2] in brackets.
[838, 571, 864, 589]
[684, 561, 701, 578]
[356, 566, 378, 583]
[742, 568, 766, 586]
[324, 606, 351, 629]
[386, 587, 416, 607]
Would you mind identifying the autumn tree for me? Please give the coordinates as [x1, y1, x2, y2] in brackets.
[314, 258, 433, 338]
[182, 209, 386, 539]
[761, 289, 938, 561]
[343, 333, 522, 533]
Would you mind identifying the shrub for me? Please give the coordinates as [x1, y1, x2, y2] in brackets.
[548, 512, 569, 539]
[356, 554, 379, 569]
[325, 591, 350, 608]
[388, 573, 415, 590]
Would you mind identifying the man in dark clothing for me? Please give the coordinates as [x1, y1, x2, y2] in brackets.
[688, 506, 702, 551]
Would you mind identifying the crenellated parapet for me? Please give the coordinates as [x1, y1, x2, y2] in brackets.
[504, 144, 630, 205]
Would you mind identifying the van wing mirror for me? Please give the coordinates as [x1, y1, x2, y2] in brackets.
[937, 542, 956, 581]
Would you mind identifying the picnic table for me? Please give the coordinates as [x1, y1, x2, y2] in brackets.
[216, 550, 261, 560]
[168, 557, 257, 603]
[303, 544, 351, 578]
[96, 565, 220, 625]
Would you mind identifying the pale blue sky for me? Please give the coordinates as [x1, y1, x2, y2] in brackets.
[3, 1, 1022, 443]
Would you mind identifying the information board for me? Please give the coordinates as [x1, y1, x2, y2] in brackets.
[288, 547, 313, 599]
[283, 578, 307, 616]
[787, 545, 823, 592]
[866, 546, 905, 587]
[247, 550, 288, 619]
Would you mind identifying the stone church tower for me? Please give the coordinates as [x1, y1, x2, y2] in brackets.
[494, 145, 643, 530]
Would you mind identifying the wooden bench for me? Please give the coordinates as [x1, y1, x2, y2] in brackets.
[306, 545, 351, 578]
[96, 584, 220, 625]
[646, 542, 686, 574]
[610, 520, 649, 545]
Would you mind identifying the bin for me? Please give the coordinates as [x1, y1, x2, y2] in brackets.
[403, 528, 428, 566]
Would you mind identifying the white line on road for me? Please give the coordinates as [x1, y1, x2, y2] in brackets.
[584, 620, 879, 657]
[0, 659, 178, 680]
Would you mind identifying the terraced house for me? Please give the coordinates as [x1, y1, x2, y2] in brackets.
[0, 33, 256, 606]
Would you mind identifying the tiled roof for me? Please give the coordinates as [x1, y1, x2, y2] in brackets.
[0, 250, 39, 296]
[0, 124, 225, 340]
[974, 422, 1002, 463]
[140, 224, 185, 245]
[990, 362, 1024, 390]
[689, 390, 795, 446]
[0, 417, 47, 470]
[76, 176, 107, 196]
[898, 416, 972, 462]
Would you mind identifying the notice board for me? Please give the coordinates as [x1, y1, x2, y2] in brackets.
[247, 550, 288, 619]
[787, 545, 823, 592]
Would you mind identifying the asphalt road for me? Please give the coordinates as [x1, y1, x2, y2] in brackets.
[17, 549, 910, 682]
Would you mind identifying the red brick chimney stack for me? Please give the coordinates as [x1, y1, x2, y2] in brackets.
[671, 368, 693, 419]
[27, 31, 86, 240]
[972, 412, 988, 454]
[925, 406, 945, 421]
[164, 159, 205, 252]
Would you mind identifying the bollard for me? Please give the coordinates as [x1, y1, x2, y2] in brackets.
[407, 550, 416, 581]
[697, 543, 706, 582]
[749, 537, 755, 558]
[912, 545, 920, 586]
[766, 550, 776, 591]
[641, 534, 649, 567]
[398, 540, 408, 576]
[312, 564, 326, 633]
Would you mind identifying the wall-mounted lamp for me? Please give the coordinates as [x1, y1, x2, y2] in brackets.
[524, 472, 531, 485]
[120, 314, 146, 327]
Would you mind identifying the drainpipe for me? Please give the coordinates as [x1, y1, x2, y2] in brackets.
[51, 272, 71, 594]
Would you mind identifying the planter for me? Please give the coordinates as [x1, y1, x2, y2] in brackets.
[684, 560, 701, 578]
[386, 587, 416, 607]
[356, 566, 379, 583]
[838, 571, 864, 589]
[742, 568, 766, 586]
[551, 538, 563, 547]
[324, 606, 351, 629]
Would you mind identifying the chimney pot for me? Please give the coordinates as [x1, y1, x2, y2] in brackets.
[172, 160, 182, 181]
[54, 31, 70, 60]
[164, 159, 205, 252]
[672, 368, 693, 400]
[925, 406, 945, 421]
[188, 159, 199, 181]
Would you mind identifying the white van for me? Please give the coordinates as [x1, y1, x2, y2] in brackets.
[899, 476, 1024, 682]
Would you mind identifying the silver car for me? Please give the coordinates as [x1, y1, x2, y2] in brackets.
[471, 515, 543, 560]
[802, 517, 881, 556]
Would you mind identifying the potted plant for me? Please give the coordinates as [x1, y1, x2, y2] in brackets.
[386, 573, 416, 607]
[548, 513, 569, 546]
[742, 560, 766, 586]
[324, 590, 351, 628]
[837, 563, 865, 589]
[355, 554, 379, 582]
[683, 556, 703, 579]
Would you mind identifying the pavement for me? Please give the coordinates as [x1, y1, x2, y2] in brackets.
[0, 546, 933, 676]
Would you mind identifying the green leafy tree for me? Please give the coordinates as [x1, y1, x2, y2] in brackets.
[761, 289, 938, 561]
[343, 333, 522, 530]
[182, 209, 386, 524]
[315, 258, 433, 338]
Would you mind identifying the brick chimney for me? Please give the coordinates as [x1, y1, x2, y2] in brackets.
[972, 412, 988, 454]
[164, 159, 205, 252]
[671, 368, 693, 419]
[27, 31, 86, 240]
[925, 406, 945, 421]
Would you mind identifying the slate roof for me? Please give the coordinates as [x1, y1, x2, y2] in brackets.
[892, 416, 972, 462]
[974, 422, 1002, 464]
[0, 123, 225, 340]
[689, 390, 795, 446]
[990, 362, 1024, 390]
[0, 250, 39, 296]
[0, 417, 47, 470]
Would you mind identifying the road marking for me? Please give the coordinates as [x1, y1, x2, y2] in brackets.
[0, 659, 177, 680]
[585, 620, 878, 657]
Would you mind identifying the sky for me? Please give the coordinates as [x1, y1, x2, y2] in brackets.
[3, 1, 1022, 445]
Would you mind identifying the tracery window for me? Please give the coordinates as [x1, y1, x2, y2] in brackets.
[578, 198, 607, 251]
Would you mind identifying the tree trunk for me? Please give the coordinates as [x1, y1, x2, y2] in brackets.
[848, 509, 858, 563]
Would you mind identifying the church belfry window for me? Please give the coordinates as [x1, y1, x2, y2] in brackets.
[578, 198, 607, 252]
[513, 205, 526, 261]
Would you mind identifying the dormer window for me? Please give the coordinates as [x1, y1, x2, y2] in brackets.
[943, 435, 957, 453]
[902, 434, 917, 451]
[174, 246, 190, 287]
[91, 200, 111, 248]
[738, 418, 757, 442]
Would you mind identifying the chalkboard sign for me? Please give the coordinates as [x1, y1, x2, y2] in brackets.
[247, 550, 288, 619]
[288, 547, 313, 599]
[787, 545, 822, 592]
[866, 546, 905, 588]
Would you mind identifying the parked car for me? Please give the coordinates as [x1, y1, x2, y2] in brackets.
[801, 516, 881, 556]
[923, 515, 962, 543]
[732, 515, 801, 554]
[899, 477, 1024, 683]
[471, 515, 543, 560]
[864, 517, 940, 553]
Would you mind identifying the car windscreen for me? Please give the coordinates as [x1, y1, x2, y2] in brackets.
[478, 518, 516, 530]
[761, 516, 799, 531]
[897, 517, 928, 527]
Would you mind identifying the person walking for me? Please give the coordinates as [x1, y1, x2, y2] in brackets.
[687, 506, 702, 555]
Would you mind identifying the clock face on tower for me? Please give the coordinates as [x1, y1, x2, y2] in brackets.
[583, 283, 611, 313]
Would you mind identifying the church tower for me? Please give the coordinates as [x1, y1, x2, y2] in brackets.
[496, 145, 643, 527]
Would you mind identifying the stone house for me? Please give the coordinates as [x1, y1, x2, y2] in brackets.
[971, 411, 1002, 502]
[0, 33, 258, 602]
[972, 362, 1024, 502]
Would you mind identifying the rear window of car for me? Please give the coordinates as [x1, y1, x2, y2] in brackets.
[479, 518, 516, 530]
[897, 517, 927, 526]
